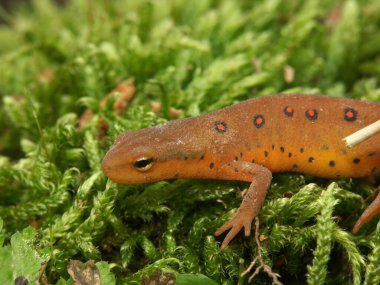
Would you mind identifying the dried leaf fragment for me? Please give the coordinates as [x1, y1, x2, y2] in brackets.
[150, 101, 183, 119]
[79, 78, 136, 129]
[283, 65, 295, 83]
[141, 270, 176, 285]
[68, 260, 100, 285]
[37, 68, 54, 84]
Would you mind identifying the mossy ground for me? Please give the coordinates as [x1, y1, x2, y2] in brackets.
[0, 0, 380, 284]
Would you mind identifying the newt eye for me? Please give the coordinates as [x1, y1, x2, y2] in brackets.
[133, 157, 154, 171]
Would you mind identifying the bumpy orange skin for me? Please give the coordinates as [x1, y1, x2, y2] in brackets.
[102, 94, 380, 248]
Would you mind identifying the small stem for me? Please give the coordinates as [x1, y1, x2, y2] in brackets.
[241, 218, 283, 284]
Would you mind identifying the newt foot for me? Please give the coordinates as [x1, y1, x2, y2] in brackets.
[215, 210, 253, 250]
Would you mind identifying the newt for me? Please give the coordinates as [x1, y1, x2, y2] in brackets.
[102, 94, 380, 249]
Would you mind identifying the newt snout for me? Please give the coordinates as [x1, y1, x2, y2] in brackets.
[101, 146, 119, 180]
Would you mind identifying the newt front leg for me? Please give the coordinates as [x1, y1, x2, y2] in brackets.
[214, 161, 272, 249]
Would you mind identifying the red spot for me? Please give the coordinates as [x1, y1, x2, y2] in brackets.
[284, 106, 294, 117]
[217, 124, 225, 131]
[214, 121, 228, 132]
[253, 114, 265, 128]
[344, 108, 357, 122]
[305, 109, 318, 121]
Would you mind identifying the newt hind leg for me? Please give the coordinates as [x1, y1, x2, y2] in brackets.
[352, 186, 380, 233]
[214, 162, 272, 250]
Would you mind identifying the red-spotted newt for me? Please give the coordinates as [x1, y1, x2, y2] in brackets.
[102, 94, 380, 249]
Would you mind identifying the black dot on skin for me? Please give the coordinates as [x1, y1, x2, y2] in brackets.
[368, 152, 376, 157]
[280, 146, 285, 153]
[200, 155, 205, 160]
[305, 109, 318, 121]
[240, 152, 243, 158]
[292, 164, 298, 169]
[288, 152, 292, 158]
[264, 151, 268, 157]
[209, 162, 215, 169]
[329, 161, 335, 167]
[184, 156, 188, 160]
[300, 148, 304, 153]
[353, 158, 360, 164]
[308, 157, 315, 163]
[321, 144, 329, 151]
[235, 156, 239, 161]
[251, 159, 255, 163]
[234, 168, 239, 173]
[272, 144, 275, 150]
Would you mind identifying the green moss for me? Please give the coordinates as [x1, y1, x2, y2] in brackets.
[0, 0, 380, 284]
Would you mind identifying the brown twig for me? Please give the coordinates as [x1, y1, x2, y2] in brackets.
[241, 218, 283, 285]
[36, 261, 48, 285]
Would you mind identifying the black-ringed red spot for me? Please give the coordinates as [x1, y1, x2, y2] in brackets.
[305, 109, 318, 121]
[284, 106, 294, 117]
[253, 114, 265, 128]
[214, 121, 227, 133]
[344, 107, 358, 122]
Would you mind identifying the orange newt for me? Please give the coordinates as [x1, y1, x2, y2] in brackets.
[102, 94, 380, 249]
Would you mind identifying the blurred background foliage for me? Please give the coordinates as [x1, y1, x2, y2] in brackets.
[0, 0, 380, 284]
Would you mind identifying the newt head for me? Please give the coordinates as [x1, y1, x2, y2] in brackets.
[101, 119, 209, 184]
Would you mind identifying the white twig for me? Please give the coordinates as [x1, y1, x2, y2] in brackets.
[343, 120, 380, 148]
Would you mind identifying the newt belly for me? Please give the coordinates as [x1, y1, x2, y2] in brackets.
[102, 94, 380, 249]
